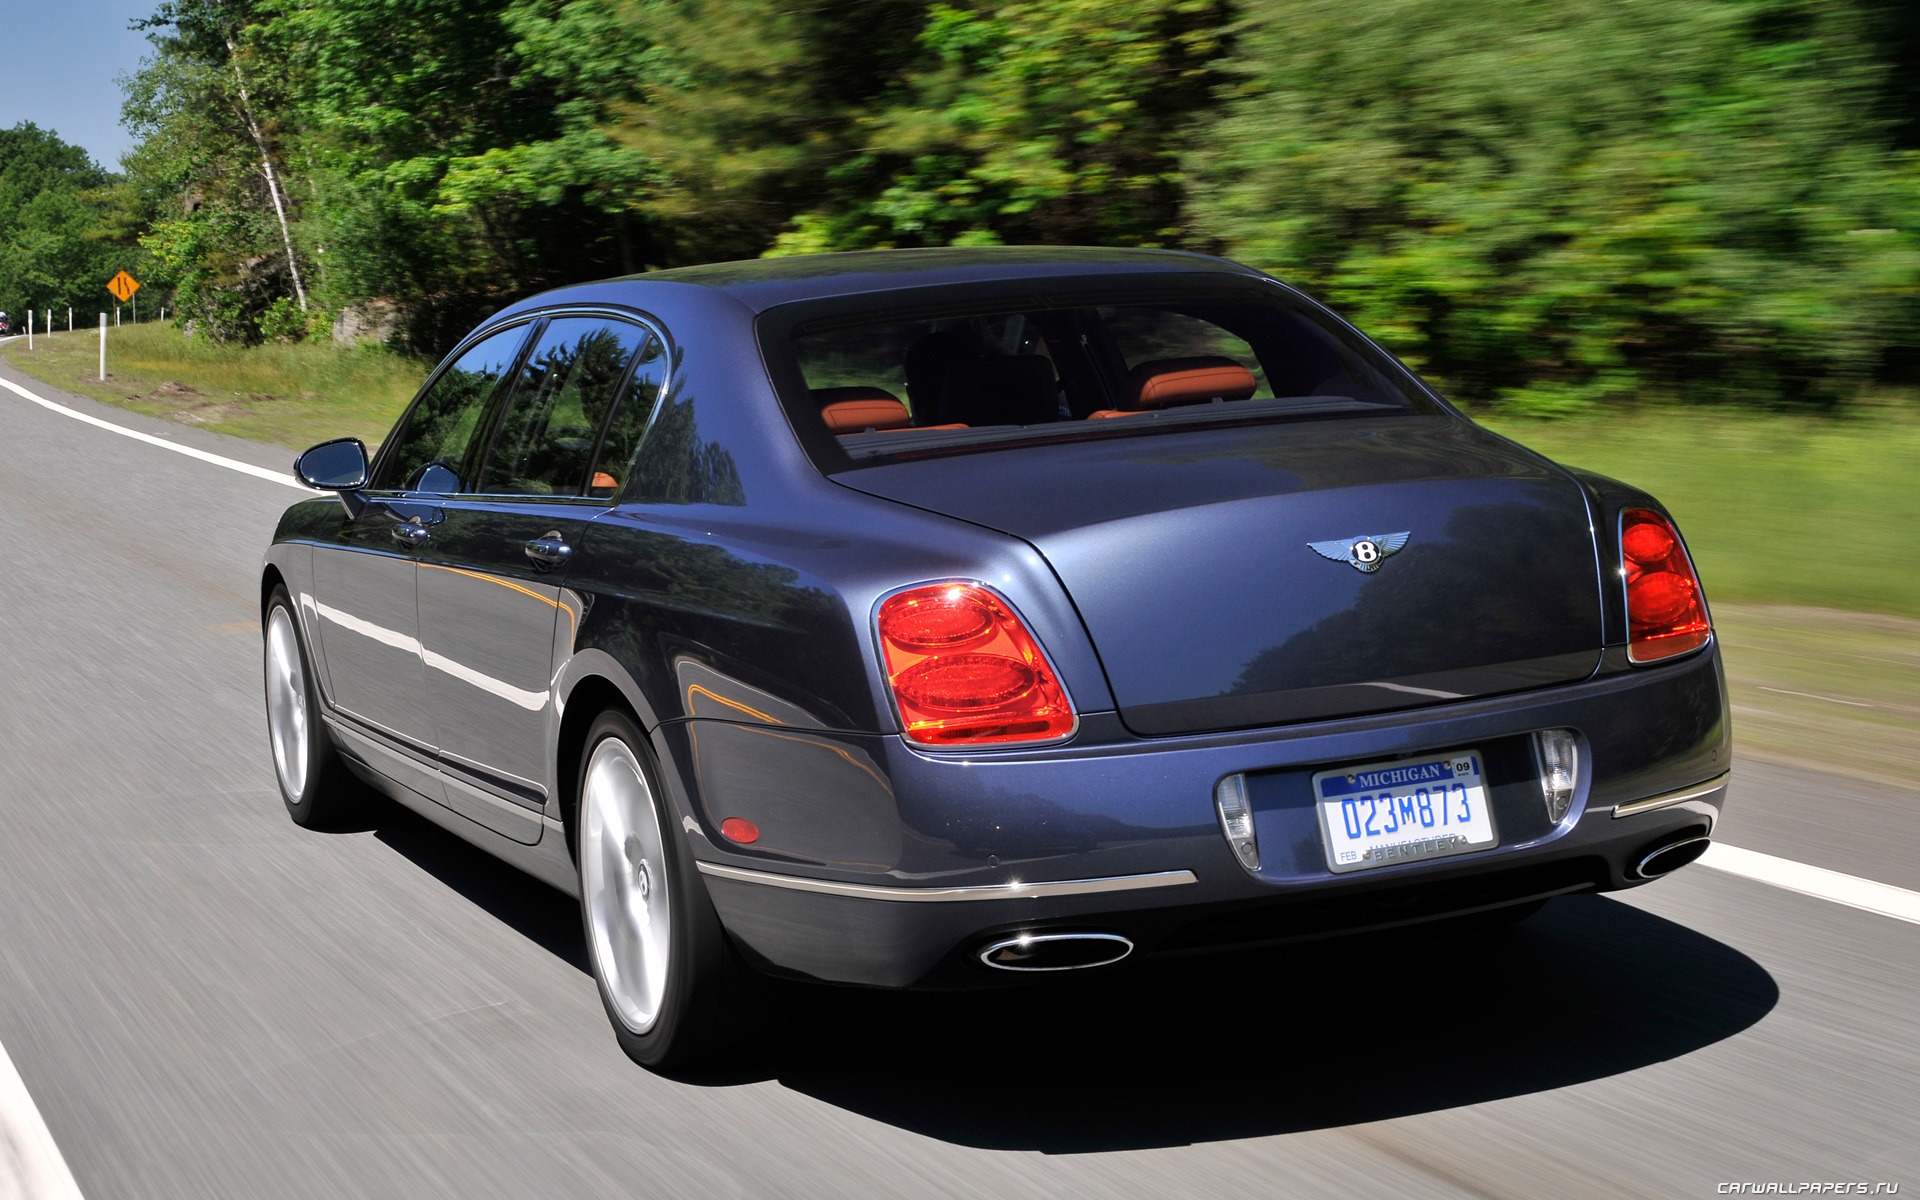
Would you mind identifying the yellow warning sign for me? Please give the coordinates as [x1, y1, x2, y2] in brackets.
[107, 271, 141, 303]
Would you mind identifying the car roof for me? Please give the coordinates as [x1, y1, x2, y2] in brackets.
[497, 246, 1265, 319]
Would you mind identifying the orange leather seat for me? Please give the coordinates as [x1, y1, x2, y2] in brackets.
[816, 386, 913, 433]
[1124, 356, 1258, 410]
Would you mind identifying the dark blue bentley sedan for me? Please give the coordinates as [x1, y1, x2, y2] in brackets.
[261, 247, 1730, 1068]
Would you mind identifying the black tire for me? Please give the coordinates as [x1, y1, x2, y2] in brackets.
[262, 585, 361, 828]
[574, 710, 763, 1071]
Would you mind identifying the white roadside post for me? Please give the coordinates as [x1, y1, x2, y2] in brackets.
[26, 309, 33, 350]
[68, 308, 73, 333]
[99, 313, 107, 381]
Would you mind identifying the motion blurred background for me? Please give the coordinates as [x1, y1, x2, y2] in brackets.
[3, 0, 1916, 777]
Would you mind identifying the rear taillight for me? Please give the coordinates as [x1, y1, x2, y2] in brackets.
[1621, 509, 1711, 664]
[875, 583, 1076, 747]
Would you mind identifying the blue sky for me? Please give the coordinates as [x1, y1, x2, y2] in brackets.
[1, 1, 159, 169]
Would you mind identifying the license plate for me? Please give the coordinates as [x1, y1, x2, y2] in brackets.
[1313, 750, 1497, 874]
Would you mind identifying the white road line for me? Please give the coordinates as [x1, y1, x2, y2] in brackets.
[0, 1039, 85, 1200]
[1755, 685, 1873, 708]
[1701, 843, 1920, 926]
[0, 374, 316, 494]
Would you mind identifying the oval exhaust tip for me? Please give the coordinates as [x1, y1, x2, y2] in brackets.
[1635, 835, 1711, 880]
[979, 932, 1133, 972]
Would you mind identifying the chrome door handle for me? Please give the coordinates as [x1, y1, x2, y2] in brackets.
[524, 534, 571, 571]
[391, 522, 431, 546]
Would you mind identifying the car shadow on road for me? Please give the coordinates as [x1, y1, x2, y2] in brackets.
[369, 804, 591, 974]
[763, 894, 1778, 1152]
[361, 807, 1777, 1153]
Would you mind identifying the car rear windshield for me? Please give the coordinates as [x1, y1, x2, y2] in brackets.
[765, 275, 1440, 470]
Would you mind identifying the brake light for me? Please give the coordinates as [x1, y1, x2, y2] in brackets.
[1621, 509, 1710, 663]
[876, 583, 1076, 746]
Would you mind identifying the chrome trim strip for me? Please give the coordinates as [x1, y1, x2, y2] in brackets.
[694, 863, 1198, 902]
[1612, 772, 1731, 819]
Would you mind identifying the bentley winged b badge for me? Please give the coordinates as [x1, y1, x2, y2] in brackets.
[1308, 531, 1411, 573]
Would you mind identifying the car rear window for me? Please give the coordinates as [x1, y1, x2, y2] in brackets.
[768, 277, 1439, 469]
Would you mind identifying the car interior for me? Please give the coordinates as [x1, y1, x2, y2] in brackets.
[792, 299, 1413, 448]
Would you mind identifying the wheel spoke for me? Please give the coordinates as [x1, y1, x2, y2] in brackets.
[579, 735, 672, 1035]
[265, 607, 310, 798]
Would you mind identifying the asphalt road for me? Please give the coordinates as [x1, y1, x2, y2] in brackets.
[1, 346, 1915, 1199]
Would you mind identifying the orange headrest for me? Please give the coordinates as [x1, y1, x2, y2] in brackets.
[815, 386, 912, 433]
[1125, 356, 1258, 410]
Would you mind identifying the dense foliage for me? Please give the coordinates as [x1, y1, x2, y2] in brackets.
[1187, 0, 1920, 411]
[0, 125, 129, 322]
[3, 0, 1915, 409]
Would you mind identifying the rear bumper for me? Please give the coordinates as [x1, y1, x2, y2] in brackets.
[685, 644, 1730, 988]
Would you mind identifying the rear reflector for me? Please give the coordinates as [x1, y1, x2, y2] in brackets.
[1621, 509, 1711, 664]
[720, 817, 760, 844]
[876, 583, 1076, 747]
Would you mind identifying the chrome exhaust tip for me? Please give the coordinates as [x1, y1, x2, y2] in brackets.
[1633, 835, 1711, 880]
[978, 932, 1133, 972]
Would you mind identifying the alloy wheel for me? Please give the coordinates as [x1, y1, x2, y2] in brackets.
[579, 736, 673, 1034]
[264, 606, 310, 799]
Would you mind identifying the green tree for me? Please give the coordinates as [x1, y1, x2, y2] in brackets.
[1186, 0, 1920, 412]
[266, 0, 659, 350]
[773, 0, 1226, 253]
[124, 0, 315, 342]
[0, 124, 126, 320]
[605, 0, 925, 262]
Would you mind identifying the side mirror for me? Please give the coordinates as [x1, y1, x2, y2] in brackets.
[294, 438, 370, 491]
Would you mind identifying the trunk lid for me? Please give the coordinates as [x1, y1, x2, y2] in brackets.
[838, 415, 1605, 735]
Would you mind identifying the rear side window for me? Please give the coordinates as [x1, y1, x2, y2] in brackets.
[373, 324, 530, 492]
[588, 333, 665, 498]
[476, 317, 651, 496]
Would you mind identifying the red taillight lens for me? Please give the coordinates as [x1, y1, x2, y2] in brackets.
[1621, 509, 1711, 663]
[876, 584, 1076, 746]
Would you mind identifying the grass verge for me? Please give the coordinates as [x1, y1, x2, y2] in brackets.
[1482, 404, 1920, 619]
[1, 322, 423, 449]
[1713, 604, 1920, 793]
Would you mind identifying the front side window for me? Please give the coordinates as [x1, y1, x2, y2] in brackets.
[373, 324, 531, 492]
[476, 317, 652, 496]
